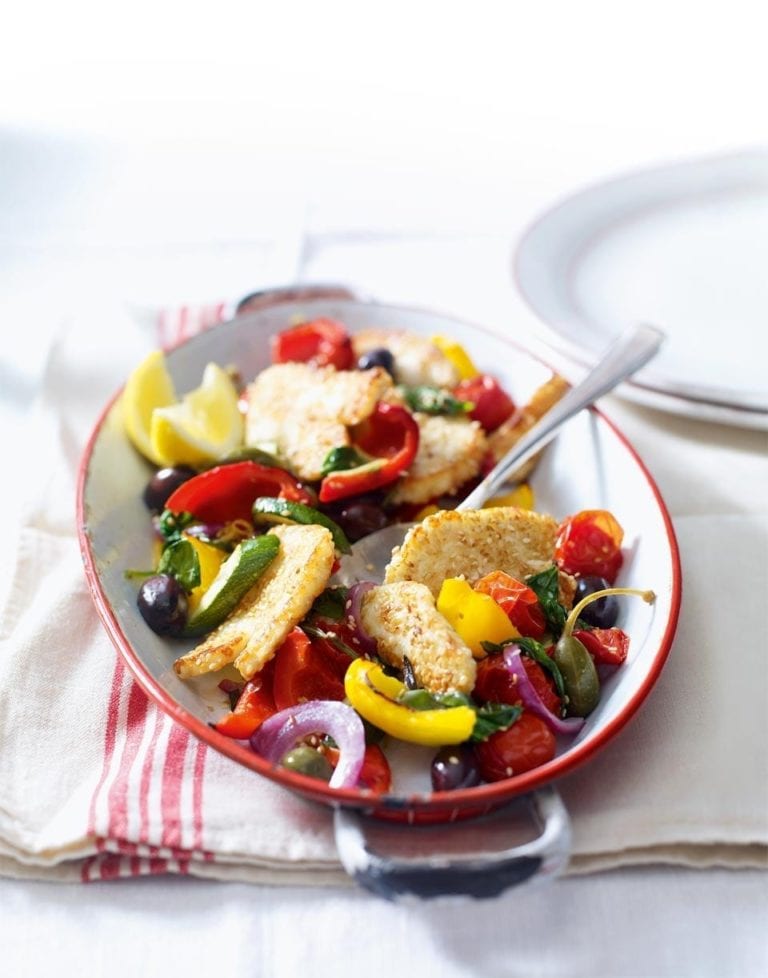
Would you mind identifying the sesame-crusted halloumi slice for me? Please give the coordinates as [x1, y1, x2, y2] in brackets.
[384, 507, 559, 597]
[361, 581, 476, 694]
[388, 413, 487, 504]
[488, 374, 570, 480]
[245, 363, 392, 480]
[174, 524, 335, 680]
[352, 329, 460, 388]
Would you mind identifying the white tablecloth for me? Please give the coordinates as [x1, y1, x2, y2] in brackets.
[2, 10, 768, 972]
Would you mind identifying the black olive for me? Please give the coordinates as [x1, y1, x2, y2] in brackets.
[430, 745, 482, 792]
[574, 575, 620, 628]
[357, 347, 395, 376]
[142, 466, 198, 513]
[137, 574, 188, 636]
[331, 501, 389, 543]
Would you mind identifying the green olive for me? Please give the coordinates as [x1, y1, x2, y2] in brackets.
[554, 635, 601, 717]
[280, 745, 334, 781]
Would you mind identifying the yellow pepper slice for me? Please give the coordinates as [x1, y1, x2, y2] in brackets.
[183, 534, 226, 614]
[430, 335, 479, 380]
[413, 503, 440, 522]
[344, 659, 476, 746]
[436, 578, 519, 657]
[483, 483, 535, 511]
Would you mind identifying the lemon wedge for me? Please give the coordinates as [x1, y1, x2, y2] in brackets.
[150, 363, 243, 467]
[122, 350, 178, 465]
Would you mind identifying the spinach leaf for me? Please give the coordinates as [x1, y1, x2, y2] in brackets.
[402, 385, 473, 417]
[320, 446, 368, 478]
[470, 703, 522, 742]
[156, 539, 201, 593]
[309, 586, 349, 622]
[526, 565, 568, 637]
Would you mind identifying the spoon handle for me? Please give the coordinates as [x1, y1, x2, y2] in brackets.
[458, 323, 664, 511]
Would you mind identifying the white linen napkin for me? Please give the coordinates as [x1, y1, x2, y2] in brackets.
[1, 302, 766, 884]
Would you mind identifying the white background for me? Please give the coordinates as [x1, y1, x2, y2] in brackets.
[1, 3, 767, 976]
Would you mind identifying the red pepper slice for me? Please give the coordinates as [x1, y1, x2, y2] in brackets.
[574, 628, 630, 668]
[166, 461, 314, 523]
[324, 743, 392, 793]
[213, 661, 276, 739]
[474, 571, 547, 639]
[271, 318, 354, 370]
[318, 402, 420, 503]
[272, 627, 347, 711]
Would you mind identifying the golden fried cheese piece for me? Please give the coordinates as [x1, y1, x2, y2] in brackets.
[488, 374, 571, 480]
[352, 329, 460, 388]
[388, 413, 487, 505]
[384, 507, 567, 600]
[174, 524, 335, 680]
[245, 362, 392, 481]
[361, 581, 476, 694]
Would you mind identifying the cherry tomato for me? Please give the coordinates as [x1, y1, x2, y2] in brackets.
[271, 318, 354, 370]
[554, 509, 624, 583]
[272, 628, 346, 711]
[166, 461, 314, 524]
[453, 374, 515, 432]
[324, 743, 392, 794]
[574, 628, 630, 668]
[474, 571, 547, 639]
[474, 656, 561, 716]
[308, 616, 359, 677]
[474, 712, 556, 782]
[213, 661, 276, 739]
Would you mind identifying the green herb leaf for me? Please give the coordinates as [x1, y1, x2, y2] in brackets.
[480, 637, 520, 655]
[526, 565, 568, 638]
[402, 385, 473, 416]
[156, 539, 201, 593]
[123, 568, 156, 581]
[514, 636, 567, 703]
[157, 508, 197, 546]
[309, 586, 350, 622]
[470, 703, 522, 742]
[397, 689, 472, 711]
[320, 446, 368, 478]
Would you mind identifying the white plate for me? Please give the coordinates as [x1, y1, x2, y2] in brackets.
[514, 150, 768, 429]
[78, 298, 681, 814]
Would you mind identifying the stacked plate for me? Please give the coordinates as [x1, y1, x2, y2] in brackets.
[514, 150, 768, 430]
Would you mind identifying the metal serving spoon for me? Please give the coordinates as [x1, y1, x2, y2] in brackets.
[336, 323, 664, 585]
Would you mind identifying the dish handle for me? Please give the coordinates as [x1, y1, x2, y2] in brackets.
[333, 785, 571, 901]
[234, 283, 366, 316]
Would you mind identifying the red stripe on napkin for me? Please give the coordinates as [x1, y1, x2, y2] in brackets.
[86, 656, 125, 837]
[106, 682, 149, 840]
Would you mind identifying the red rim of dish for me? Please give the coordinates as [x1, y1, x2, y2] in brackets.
[75, 299, 682, 817]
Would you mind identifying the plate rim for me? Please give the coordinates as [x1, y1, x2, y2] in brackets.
[513, 149, 768, 423]
[77, 299, 683, 815]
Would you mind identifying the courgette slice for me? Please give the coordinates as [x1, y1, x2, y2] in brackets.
[183, 535, 280, 637]
[251, 497, 351, 554]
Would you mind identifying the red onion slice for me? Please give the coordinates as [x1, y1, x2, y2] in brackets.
[344, 582, 379, 656]
[250, 700, 365, 789]
[502, 646, 585, 737]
